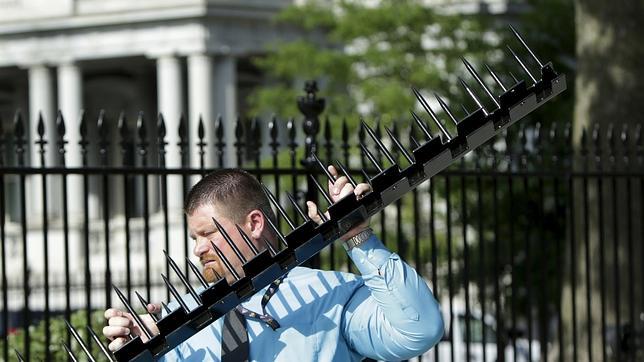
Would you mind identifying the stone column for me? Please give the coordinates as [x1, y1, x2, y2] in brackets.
[187, 53, 214, 169]
[156, 55, 185, 214]
[27, 65, 55, 219]
[213, 55, 237, 167]
[57, 62, 90, 220]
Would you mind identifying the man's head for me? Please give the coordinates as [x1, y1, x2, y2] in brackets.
[185, 169, 276, 283]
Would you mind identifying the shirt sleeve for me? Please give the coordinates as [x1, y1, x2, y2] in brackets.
[341, 233, 444, 361]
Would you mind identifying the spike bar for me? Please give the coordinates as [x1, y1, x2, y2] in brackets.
[105, 26, 566, 361]
[164, 251, 201, 304]
[411, 87, 452, 142]
[62, 341, 79, 362]
[87, 326, 116, 362]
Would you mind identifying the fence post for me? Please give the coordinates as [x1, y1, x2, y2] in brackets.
[298, 80, 325, 268]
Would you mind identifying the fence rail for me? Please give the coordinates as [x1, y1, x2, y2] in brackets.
[1, 87, 643, 361]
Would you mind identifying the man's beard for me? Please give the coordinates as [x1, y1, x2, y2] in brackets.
[200, 254, 224, 283]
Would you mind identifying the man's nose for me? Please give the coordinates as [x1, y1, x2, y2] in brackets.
[193, 237, 211, 258]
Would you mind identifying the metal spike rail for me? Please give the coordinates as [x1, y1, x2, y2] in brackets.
[44, 27, 565, 361]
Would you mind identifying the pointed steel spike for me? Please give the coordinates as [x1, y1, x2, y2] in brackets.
[56, 110, 66, 137]
[411, 134, 423, 150]
[461, 58, 500, 109]
[157, 113, 166, 139]
[64, 319, 96, 362]
[335, 159, 358, 187]
[112, 285, 154, 340]
[186, 257, 209, 288]
[434, 94, 459, 126]
[359, 143, 384, 173]
[198, 115, 205, 140]
[161, 301, 171, 314]
[37, 112, 45, 138]
[207, 239, 241, 280]
[161, 274, 190, 311]
[311, 152, 336, 182]
[360, 169, 373, 186]
[411, 88, 452, 141]
[621, 124, 629, 148]
[211, 217, 247, 263]
[507, 46, 537, 84]
[317, 209, 328, 222]
[163, 250, 202, 304]
[360, 120, 396, 165]
[286, 192, 309, 221]
[509, 24, 543, 68]
[309, 174, 333, 204]
[410, 111, 433, 140]
[261, 184, 296, 230]
[385, 126, 414, 164]
[86, 326, 116, 362]
[509, 71, 519, 84]
[137, 111, 146, 141]
[260, 210, 289, 249]
[14, 349, 25, 362]
[485, 63, 508, 92]
[61, 341, 79, 362]
[261, 236, 278, 256]
[458, 77, 488, 115]
[235, 224, 260, 255]
[135, 291, 158, 323]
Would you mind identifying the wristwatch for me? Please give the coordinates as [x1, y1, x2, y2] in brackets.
[342, 228, 373, 251]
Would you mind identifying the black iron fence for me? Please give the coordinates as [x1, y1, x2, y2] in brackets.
[0, 87, 643, 361]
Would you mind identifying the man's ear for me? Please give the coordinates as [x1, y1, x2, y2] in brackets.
[246, 209, 265, 239]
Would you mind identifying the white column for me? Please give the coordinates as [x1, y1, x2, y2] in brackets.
[57, 62, 92, 221]
[213, 55, 237, 167]
[187, 53, 214, 168]
[28, 65, 55, 167]
[156, 55, 185, 214]
[27, 65, 55, 219]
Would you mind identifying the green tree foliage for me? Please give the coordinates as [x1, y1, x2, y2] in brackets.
[250, 0, 501, 122]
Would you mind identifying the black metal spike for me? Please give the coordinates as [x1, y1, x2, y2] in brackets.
[359, 143, 384, 173]
[161, 301, 171, 314]
[621, 124, 629, 162]
[56, 110, 66, 137]
[286, 192, 309, 221]
[86, 326, 116, 362]
[235, 224, 260, 255]
[14, 349, 25, 362]
[261, 236, 278, 256]
[361, 120, 396, 165]
[485, 63, 508, 92]
[411, 88, 452, 141]
[509, 71, 519, 84]
[61, 341, 79, 362]
[458, 77, 488, 115]
[311, 152, 336, 182]
[309, 174, 333, 204]
[64, 320, 96, 362]
[36, 112, 45, 141]
[198, 115, 205, 140]
[112, 285, 154, 340]
[163, 250, 201, 304]
[135, 291, 158, 323]
[385, 126, 414, 164]
[186, 258, 209, 288]
[410, 111, 433, 140]
[260, 210, 289, 249]
[507, 46, 537, 84]
[210, 240, 240, 279]
[261, 184, 296, 230]
[211, 217, 247, 263]
[335, 159, 358, 187]
[161, 274, 190, 311]
[434, 94, 458, 126]
[410, 135, 421, 149]
[461, 58, 501, 109]
[509, 24, 543, 68]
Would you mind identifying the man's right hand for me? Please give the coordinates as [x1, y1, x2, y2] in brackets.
[103, 304, 161, 351]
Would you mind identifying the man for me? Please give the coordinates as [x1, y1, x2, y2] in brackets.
[103, 166, 443, 361]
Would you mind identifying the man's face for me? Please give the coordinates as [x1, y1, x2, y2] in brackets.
[188, 204, 260, 284]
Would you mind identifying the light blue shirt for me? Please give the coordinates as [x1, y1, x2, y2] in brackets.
[159, 235, 444, 361]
